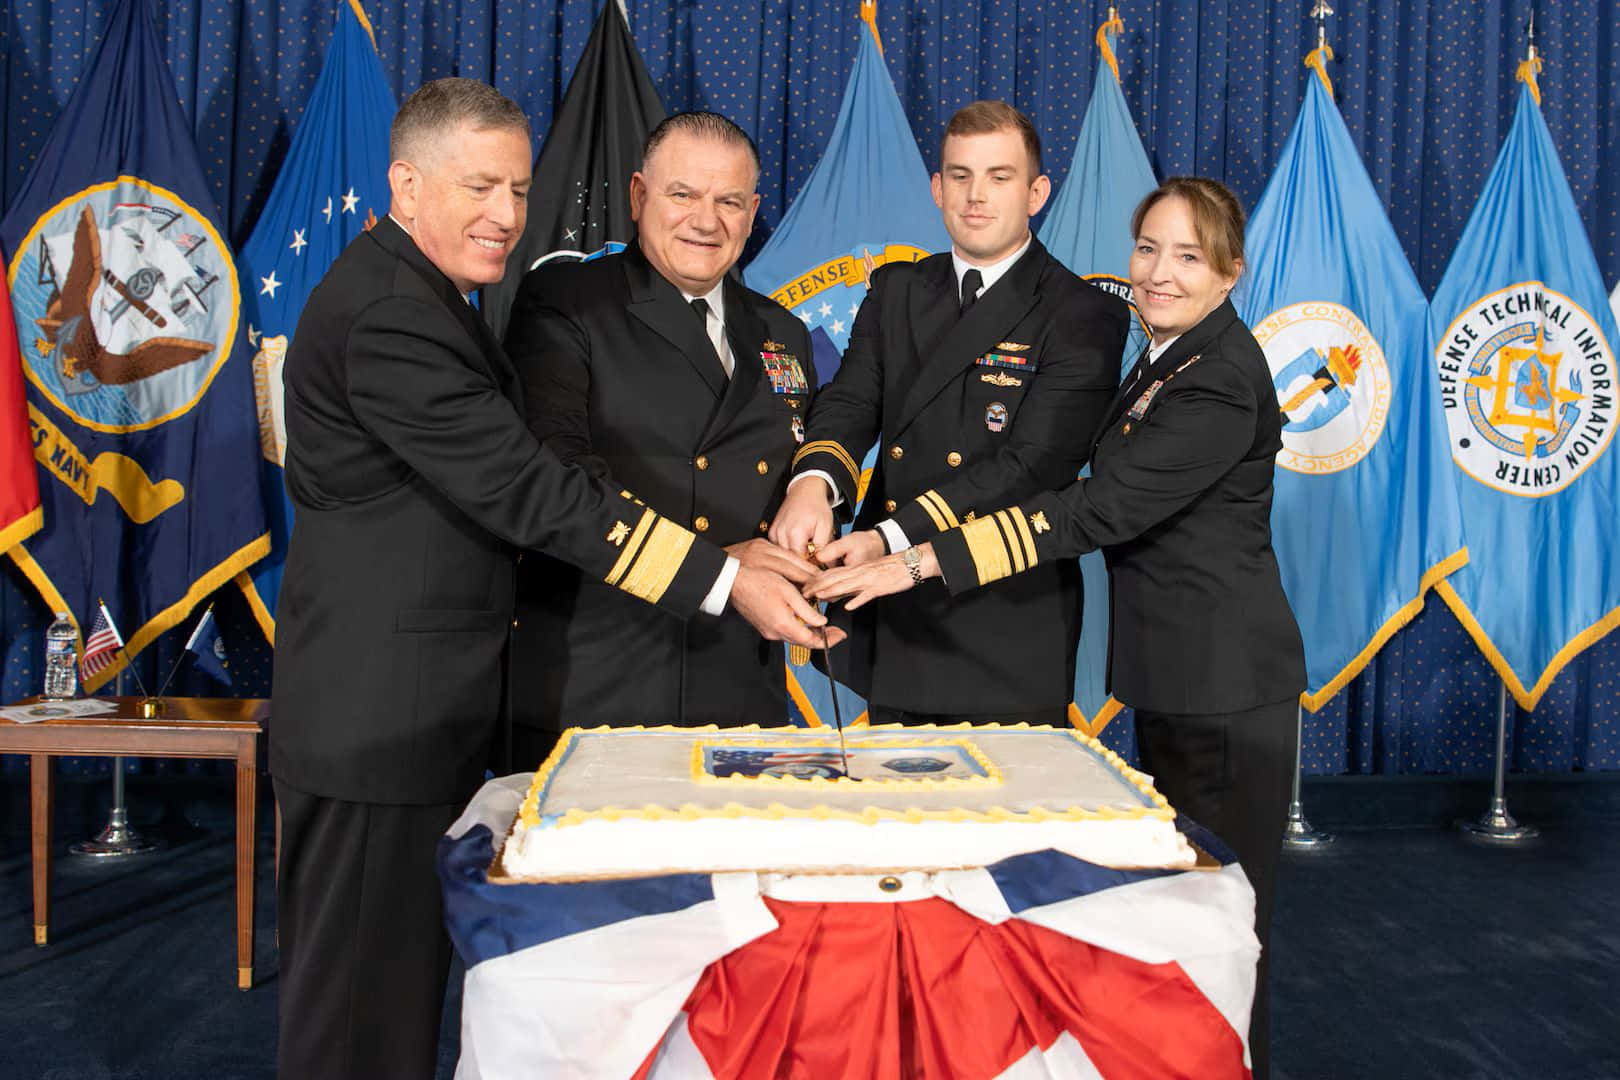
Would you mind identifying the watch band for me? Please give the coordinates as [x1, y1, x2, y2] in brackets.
[902, 546, 924, 584]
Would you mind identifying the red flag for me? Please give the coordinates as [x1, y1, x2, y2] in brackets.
[0, 278, 41, 555]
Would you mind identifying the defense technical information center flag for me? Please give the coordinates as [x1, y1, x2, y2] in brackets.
[479, 0, 665, 339]
[1428, 71, 1620, 710]
[1036, 11, 1158, 739]
[743, 2, 947, 727]
[234, 0, 396, 640]
[0, 0, 267, 690]
[1235, 58, 1466, 711]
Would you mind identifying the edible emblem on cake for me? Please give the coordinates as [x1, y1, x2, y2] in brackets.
[698, 738, 996, 784]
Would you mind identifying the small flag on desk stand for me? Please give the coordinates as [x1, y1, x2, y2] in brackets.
[80, 600, 125, 683]
[1036, 8, 1158, 753]
[183, 605, 232, 688]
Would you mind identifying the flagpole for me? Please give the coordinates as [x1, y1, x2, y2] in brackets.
[1283, 704, 1334, 849]
[1458, 681, 1538, 844]
[70, 669, 157, 858]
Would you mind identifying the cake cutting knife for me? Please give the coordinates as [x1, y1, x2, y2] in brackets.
[820, 625, 853, 779]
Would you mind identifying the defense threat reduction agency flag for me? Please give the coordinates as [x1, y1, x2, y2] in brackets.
[0, 0, 267, 690]
[1035, 12, 1157, 741]
[234, 0, 395, 640]
[1428, 74, 1620, 710]
[440, 775, 1258, 1079]
[479, 0, 665, 339]
[743, 5, 947, 726]
[1235, 61, 1466, 711]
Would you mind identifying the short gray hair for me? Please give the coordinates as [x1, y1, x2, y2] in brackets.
[641, 111, 760, 177]
[390, 78, 530, 164]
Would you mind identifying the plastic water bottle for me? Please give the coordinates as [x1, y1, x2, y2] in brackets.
[43, 612, 78, 700]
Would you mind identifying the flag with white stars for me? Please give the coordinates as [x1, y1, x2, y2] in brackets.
[741, 6, 946, 728]
[1425, 67, 1620, 710]
[479, 1, 664, 339]
[234, 0, 396, 640]
[0, 0, 268, 689]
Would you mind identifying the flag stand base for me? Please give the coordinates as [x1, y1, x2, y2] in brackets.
[1282, 705, 1334, 850]
[1456, 682, 1538, 845]
[70, 757, 159, 858]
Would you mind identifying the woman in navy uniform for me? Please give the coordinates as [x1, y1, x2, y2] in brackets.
[811, 177, 1304, 1078]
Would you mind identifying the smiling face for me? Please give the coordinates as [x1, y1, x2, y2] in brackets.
[1129, 195, 1241, 343]
[931, 129, 1050, 267]
[630, 131, 761, 296]
[388, 122, 532, 294]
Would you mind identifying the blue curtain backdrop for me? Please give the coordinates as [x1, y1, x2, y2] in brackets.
[3, 0, 1617, 776]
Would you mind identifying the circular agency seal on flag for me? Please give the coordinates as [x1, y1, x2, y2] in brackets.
[1434, 281, 1615, 497]
[1252, 301, 1392, 475]
[6, 177, 240, 434]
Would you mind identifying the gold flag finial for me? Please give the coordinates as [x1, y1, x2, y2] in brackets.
[1095, 8, 1126, 83]
[860, 0, 883, 56]
[1305, 0, 1335, 96]
[1516, 9, 1543, 105]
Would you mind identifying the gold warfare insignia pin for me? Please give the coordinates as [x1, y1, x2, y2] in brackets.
[1031, 511, 1050, 534]
[980, 371, 1023, 388]
[996, 341, 1031, 352]
[607, 521, 630, 546]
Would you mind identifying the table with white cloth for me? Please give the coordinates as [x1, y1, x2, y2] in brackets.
[437, 774, 1260, 1080]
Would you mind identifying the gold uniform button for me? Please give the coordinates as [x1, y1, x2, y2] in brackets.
[510, 619, 520, 629]
[947, 451, 962, 467]
[758, 520, 770, 534]
[889, 445, 904, 460]
[884, 499, 897, 513]
[694, 515, 710, 532]
[756, 460, 769, 475]
[695, 455, 710, 471]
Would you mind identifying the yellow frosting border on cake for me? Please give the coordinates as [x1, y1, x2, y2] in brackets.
[516, 724, 1175, 830]
[687, 735, 1003, 790]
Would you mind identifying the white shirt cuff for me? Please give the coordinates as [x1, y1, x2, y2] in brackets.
[875, 518, 909, 555]
[788, 469, 843, 509]
[701, 555, 741, 616]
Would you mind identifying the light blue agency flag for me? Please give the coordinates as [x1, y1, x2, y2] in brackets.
[1235, 68, 1467, 711]
[1036, 12, 1157, 739]
[743, 9, 946, 727]
[1429, 77, 1620, 711]
[235, 0, 396, 641]
[1, 0, 267, 690]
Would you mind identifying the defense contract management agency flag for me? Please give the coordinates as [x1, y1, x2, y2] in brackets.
[479, 0, 665, 339]
[234, 0, 395, 641]
[1036, 12, 1158, 742]
[1234, 61, 1467, 711]
[0, 0, 267, 690]
[1428, 75, 1620, 710]
[440, 774, 1258, 1079]
[0, 279, 42, 555]
[743, 2, 947, 727]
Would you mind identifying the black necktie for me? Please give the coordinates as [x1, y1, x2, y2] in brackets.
[960, 268, 983, 314]
[690, 298, 727, 377]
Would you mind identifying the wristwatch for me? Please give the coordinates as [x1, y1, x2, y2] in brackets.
[902, 546, 924, 584]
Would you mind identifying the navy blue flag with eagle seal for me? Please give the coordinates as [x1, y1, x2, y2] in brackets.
[0, 0, 268, 690]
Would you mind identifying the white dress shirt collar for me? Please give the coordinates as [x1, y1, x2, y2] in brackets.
[951, 233, 1033, 303]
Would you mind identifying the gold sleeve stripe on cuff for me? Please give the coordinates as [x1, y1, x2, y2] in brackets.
[1008, 507, 1038, 569]
[605, 509, 656, 586]
[919, 489, 959, 529]
[960, 515, 1013, 586]
[617, 518, 696, 604]
[994, 511, 1026, 574]
[917, 493, 949, 532]
[793, 440, 860, 487]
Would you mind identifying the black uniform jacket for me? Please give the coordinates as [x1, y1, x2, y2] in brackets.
[792, 237, 1128, 713]
[504, 243, 814, 730]
[271, 218, 725, 805]
[932, 299, 1307, 715]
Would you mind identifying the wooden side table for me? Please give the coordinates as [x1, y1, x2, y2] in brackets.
[0, 696, 268, 989]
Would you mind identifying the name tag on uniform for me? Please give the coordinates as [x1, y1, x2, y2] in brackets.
[761, 342, 808, 395]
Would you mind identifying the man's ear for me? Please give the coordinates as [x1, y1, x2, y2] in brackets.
[389, 160, 418, 222]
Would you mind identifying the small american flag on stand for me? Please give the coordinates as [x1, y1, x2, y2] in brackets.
[80, 600, 124, 680]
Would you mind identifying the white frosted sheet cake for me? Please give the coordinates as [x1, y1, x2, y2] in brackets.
[498, 725, 1196, 880]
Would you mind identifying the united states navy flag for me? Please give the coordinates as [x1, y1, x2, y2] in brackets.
[233, 0, 395, 641]
[742, 1, 946, 726]
[1035, 12, 1157, 741]
[1428, 63, 1620, 710]
[1235, 56, 1467, 711]
[1, 0, 267, 690]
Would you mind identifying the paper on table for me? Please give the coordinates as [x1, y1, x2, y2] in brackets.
[0, 700, 119, 723]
